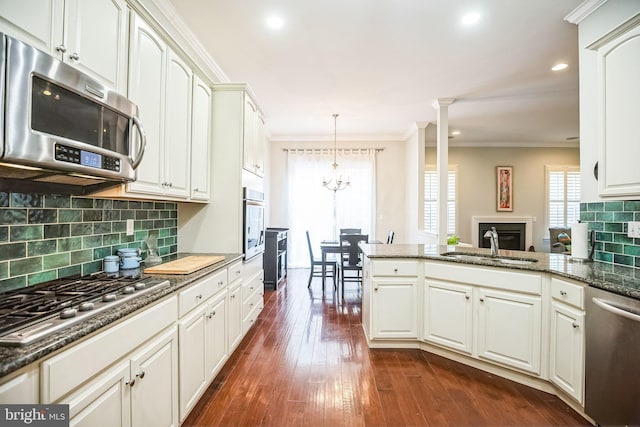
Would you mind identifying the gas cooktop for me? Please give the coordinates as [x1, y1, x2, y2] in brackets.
[0, 273, 169, 346]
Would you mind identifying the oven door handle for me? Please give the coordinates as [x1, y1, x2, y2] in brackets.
[592, 297, 640, 322]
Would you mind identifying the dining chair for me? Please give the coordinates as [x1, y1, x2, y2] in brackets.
[338, 233, 368, 299]
[340, 228, 361, 235]
[386, 230, 395, 244]
[305, 231, 337, 289]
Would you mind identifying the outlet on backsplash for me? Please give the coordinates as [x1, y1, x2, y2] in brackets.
[628, 221, 640, 239]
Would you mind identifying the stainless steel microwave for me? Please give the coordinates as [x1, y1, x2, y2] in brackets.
[0, 33, 146, 195]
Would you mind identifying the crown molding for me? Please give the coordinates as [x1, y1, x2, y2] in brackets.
[564, 0, 608, 24]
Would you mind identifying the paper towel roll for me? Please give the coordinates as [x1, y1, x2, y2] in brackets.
[571, 223, 589, 260]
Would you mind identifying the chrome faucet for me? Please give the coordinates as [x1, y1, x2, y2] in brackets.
[484, 227, 499, 256]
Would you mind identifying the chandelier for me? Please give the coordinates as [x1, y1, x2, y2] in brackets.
[322, 113, 350, 192]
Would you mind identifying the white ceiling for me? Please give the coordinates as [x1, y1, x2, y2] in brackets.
[166, 0, 582, 145]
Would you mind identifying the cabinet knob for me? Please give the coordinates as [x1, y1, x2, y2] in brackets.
[560, 290, 567, 296]
[137, 371, 145, 379]
[231, 295, 235, 299]
[196, 294, 203, 300]
[572, 322, 579, 329]
[374, 287, 378, 291]
[394, 268, 398, 273]
[69, 52, 80, 61]
[56, 44, 66, 53]
[465, 295, 470, 300]
[480, 298, 485, 302]
[212, 310, 216, 316]
[126, 378, 136, 387]
[218, 281, 224, 285]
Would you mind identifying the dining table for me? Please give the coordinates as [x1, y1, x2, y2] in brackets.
[319, 239, 382, 293]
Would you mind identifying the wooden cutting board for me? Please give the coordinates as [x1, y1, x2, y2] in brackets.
[144, 255, 226, 275]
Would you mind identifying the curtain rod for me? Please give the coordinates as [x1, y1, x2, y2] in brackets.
[282, 148, 384, 153]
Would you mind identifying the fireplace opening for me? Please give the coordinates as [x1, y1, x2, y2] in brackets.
[478, 222, 526, 251]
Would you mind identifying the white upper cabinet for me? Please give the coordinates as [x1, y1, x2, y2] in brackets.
[127, 14, 194, 200]
[242, 94, 265, 177]
[596, 21, 640, 197]
[0, 0, 129, 92]
[127, 14, 167, 197]
[163, 50, 192, 198]
[190, 75, 212, 201]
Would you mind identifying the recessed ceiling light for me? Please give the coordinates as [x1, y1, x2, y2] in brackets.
[451, 130, 461, 136]
[266, 15, 284, 30]
[461, 12, 480, 26]
[552, 63, 568, 71]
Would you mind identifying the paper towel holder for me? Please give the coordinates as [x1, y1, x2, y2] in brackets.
[570, 228, 596, 263]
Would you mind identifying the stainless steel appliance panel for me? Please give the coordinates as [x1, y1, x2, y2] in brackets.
[585, 286, 640, 426]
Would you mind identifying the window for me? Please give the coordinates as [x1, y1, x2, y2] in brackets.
[546, 166, 580, 228]
[424, 167, 457, 235]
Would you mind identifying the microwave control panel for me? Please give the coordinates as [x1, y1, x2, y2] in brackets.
[55, 144, 121, 172]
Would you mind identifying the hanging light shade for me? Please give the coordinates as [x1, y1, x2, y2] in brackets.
[322, 113, 350, 192]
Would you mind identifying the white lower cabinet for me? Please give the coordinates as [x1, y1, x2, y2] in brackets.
[477, 288, 542, 375]
[241, 271, 264, 335]
[549, 277, 585, 404]
[178, 289, 227, 422]
[228, 280, 243, 351]
[0, 365, 39, 404]
[423, 280, 473, 354]
[66, 327, 179, 427]
[371, 277, 418, 339]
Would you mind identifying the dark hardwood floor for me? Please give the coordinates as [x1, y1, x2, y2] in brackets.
[183, 268, 590, 426]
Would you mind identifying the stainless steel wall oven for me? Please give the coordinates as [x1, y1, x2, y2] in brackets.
[243, 188, 265, 260]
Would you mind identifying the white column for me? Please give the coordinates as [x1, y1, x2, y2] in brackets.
[432, 98, 455, 245]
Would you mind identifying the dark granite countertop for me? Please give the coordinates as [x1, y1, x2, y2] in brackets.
[360, 243, 640, 301]
[0, 252, 243, 378]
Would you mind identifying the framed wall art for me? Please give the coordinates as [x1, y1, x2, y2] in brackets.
[496, 166, 513, 212]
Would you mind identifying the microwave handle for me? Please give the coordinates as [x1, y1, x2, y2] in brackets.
[131, 116, 147, 169]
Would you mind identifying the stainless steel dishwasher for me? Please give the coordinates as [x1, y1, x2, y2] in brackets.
[585, 286, 640, 426]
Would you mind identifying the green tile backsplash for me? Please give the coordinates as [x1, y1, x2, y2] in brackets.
[0, 192, 178, 292]
[581, 200, 640, 268]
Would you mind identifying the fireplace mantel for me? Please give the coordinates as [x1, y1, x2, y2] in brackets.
[471, 216, 533, 249]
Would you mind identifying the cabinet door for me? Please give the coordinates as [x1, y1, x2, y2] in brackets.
[127, 14, 166, 196]
[597, 23, 640, 196]
[67, 362, 130, 427]
[371, 278, 418, 339]
[0, 0, 63, 53]
[177, 305, 207, 421]
[424, 280, 473, 354]
[0, 367, 39, 404]
[477, 288, 542, 375]
[550, 302, 584, 404]
[163, 49, 192, 198]
[242, 95, 257, 173]
[130, 328, 179, 427]
[228, 283, 243, 351]
[254, 113, 265, 176]
[190, 75, 212, 201]
[63, 0, 128, 92]
[205, 292, 228, 378]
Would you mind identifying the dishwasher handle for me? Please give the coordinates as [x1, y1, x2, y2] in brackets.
[592, 297, 640, 322]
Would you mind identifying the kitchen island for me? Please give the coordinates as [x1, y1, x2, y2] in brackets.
[358, 243, 640, 421]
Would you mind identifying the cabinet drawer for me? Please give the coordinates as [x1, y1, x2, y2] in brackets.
[242, 272, 262, 302]
[551, 277, 584, 310]
[179, 269, 227, 317]
[242, 288, 264, 319]
[371, 260, 418, 277]
[228, 261, 242, 284]
[426, 261, 542, 295]
[41, 296, 177, 403]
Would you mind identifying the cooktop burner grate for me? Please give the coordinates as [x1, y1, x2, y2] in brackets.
[0, 273, 169, 346]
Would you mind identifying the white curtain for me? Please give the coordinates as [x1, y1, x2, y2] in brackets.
[287, 149, 377, 267]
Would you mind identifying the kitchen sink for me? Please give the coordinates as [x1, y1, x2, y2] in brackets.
[440, 252, 539, 265]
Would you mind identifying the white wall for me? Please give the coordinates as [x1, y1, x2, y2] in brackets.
[267, 139, 407, 243]
[426, 146, 580, 250]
